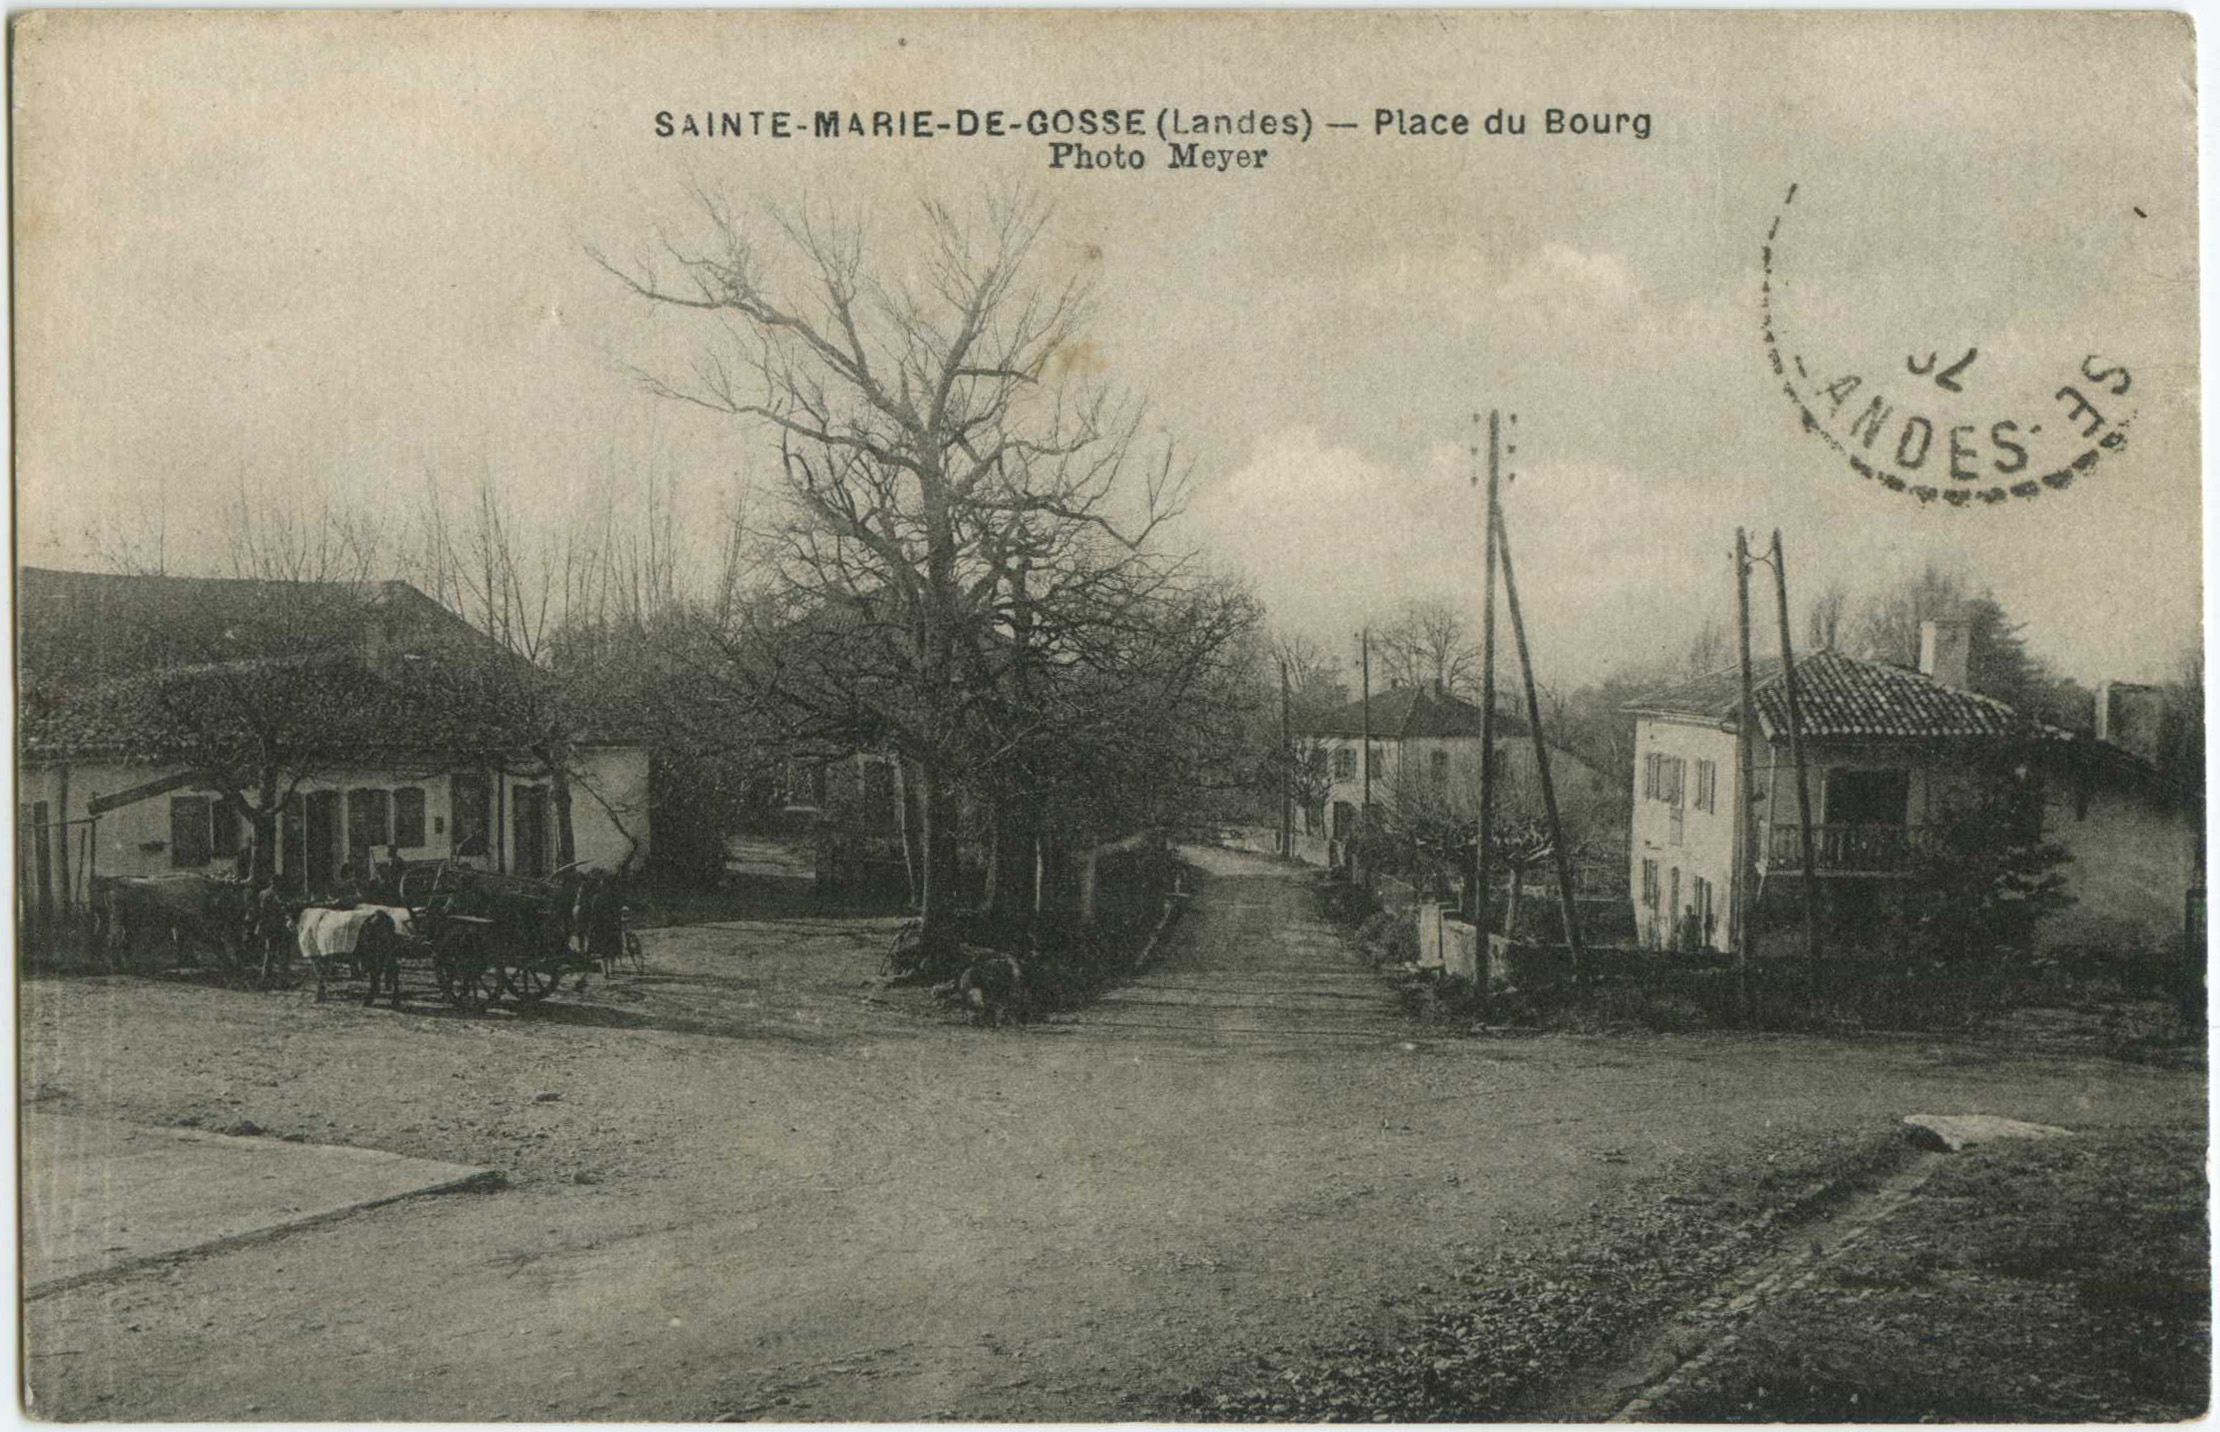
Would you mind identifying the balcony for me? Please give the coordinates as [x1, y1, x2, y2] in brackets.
[1762, 820, 1932, 875]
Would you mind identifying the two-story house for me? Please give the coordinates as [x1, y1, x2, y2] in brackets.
[1297, 681, 1615, 856]
[1622, 618, 2199, 954]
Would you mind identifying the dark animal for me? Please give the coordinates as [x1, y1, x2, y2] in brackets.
[955, 949, 1028, 1027]
[92, 874, 247, 969]
[571, 870, 627, 977]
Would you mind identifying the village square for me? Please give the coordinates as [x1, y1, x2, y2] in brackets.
[10, 10, 2208, 1424]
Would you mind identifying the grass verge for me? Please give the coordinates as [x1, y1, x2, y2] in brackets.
[1640, 1124, 2211, 1422]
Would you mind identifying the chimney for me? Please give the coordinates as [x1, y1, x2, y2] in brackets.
[1917, 618, 1970, 690]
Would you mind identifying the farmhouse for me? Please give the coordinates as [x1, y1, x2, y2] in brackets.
[1622, 618, 2197, 954]
[16, 567, 649, 922]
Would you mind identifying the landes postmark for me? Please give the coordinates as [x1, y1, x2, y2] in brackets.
[1762, 181, 2136, 508]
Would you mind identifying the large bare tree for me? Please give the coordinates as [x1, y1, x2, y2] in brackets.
[595, 189, 1191, 958]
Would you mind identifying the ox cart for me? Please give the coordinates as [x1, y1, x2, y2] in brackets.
[296, 863, 625, 1012]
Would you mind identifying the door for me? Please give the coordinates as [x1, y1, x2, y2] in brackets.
[513, 785, 551, 878]
[303, 791, 339, 890]
[1331, 800, 1358, 842]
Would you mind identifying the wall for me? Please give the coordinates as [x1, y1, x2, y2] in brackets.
[2040, 777, 2198, 952]
[19, 746, 654, 903]
[569, 745, 652, 872]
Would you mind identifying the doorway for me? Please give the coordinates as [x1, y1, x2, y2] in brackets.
[513, 785, 551, 878]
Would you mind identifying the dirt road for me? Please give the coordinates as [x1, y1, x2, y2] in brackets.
[21, 848, 2205, 1420]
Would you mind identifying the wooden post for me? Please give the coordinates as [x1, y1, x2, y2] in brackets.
[1475, 411, 1502, 950]
[1280, 658, 1295, 860]
[1734, 528, 1759, 1013]
[1769, 529, 1824, 981]
[1494, 497, 1588, 975]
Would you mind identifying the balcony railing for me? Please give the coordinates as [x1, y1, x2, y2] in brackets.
[1762, 821, 1932, 875]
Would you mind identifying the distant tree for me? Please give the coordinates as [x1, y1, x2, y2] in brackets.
[1683, 615, 1730, 677]
[1850, 567, 2091, 729]
[1375, 598, 1480, 696]
[1806, 583, 1849, 652]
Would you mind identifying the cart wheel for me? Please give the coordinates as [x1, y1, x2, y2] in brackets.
[509, 962, 560, 1003]
[434, 931, 503, 1013]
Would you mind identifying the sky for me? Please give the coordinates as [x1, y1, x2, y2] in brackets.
[12, 10, 2202, 689]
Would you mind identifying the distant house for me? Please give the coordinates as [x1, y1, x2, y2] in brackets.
[1296, 681, 1615, 852]
[1622, 618, 2197, 954]
[16, 567, 650, 918]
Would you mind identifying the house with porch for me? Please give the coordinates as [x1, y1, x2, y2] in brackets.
[16, 567, 650, 926]
[1622, 618, 2198, 954]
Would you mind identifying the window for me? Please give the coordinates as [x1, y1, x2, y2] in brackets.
[1643, 752, 1686, 805]
[393, 787, 427, 848]
[1333, 747, 1357, 780]
[1368, 742, 1388, 779]
[1692, 876, 1714, 947]
[1668, 866, 1682, 927]
[209, 800, 240, 860]
[170, 796, 213, 868]
[451, 772, 491, 856]
[1431, 749, 1451, 783]
[1695, 759, 1717, 813]
[348, 788, 391, 860]
[1640, 857, 1659, 909]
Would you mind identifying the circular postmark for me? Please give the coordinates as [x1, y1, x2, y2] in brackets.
[1761, 181, 2136, 508]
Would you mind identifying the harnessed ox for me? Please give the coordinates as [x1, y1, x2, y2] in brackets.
[92, 874, 247, 969]
[294, 905, 416, 1006]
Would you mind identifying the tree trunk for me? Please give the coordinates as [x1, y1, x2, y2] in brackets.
[551, 756, 578, 871]
[914, 763, 960, 969]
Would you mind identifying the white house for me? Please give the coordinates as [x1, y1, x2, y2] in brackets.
[16, 567, 650, 924]
[1297, 681, 1615, 851]
[1622, 618, 2198, 954]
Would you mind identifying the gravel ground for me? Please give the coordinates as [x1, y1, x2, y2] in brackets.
[19, 848, 2208, 1421]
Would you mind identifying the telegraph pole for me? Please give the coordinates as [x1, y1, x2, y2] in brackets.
[1494, 496, 1587, 976]
[1360, 628, 1374, 817]
[1769, 529, 1824, 981]
[1474, 411, 1503, 945]
[1734, 528, 1759, 1012]
[1279, 657, 1294, 860]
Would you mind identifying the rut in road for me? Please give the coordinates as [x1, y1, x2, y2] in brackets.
[1069, 846, 1410, 1047]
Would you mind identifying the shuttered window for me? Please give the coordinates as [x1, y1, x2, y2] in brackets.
[170, 796, 213, 869]
[393, 787, 427, 848]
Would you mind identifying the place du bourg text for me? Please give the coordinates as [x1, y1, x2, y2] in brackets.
[649, 106, 1655, 173]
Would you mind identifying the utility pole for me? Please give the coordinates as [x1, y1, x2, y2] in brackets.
[1279, 657, 1294, 860]
[1769, 529, 1824, 982]
[1734, 528, 1759, 1013]
[1474, 411, 1502, 947]
[1494, 496, 1587, 976]
[1360, 628, 1374, 817]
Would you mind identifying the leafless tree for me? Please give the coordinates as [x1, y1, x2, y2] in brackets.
[1375, 598, 1480, 696]
[47, 495, 394, 881]
[594, 188, 1195, 960]
[1682, 614, 1731, 677]
[1806, 582, 1850, 653]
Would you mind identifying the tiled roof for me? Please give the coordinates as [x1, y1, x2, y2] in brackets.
[1626, 651, 2033, 742]
[1303, 684, 1531, 741]
[17, 565, 649, 759]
